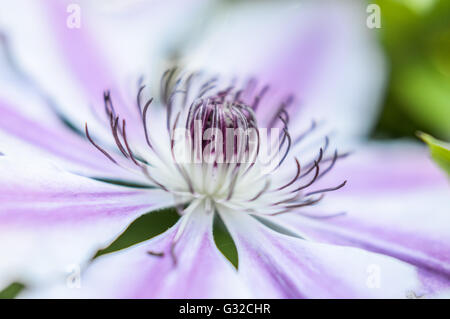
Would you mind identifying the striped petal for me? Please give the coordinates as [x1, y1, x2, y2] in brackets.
[0, 0, 214, 139]
[186, 0, 385, 138]
[0, 155, 174, 289]
[277, 142, 450, 294]
[221, 208, 422, 298]
[31, 208, 249, 298]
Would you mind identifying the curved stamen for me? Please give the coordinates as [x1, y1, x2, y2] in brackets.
[226, 165, 241, 200]
[111, 116, 129, 158]
[317, 150, 350, 180]
[103, 91, 115, 117]
[85, 123, 117, 164]
[85, 69, 347, 224]
[136, 84, 146, 114]
[252, 85, 269, 111]
[147, 251, 164, 257]
[268, 95, 294, 128]
[161, 68, 177, 105]
[277, 127, 291, 168]
[121, 119, 140, 166]
[270, 194, 325, 216]
[142, 98, 154, 150]
[293, 120, 317, 146]
[283, 194, 325, 210]
[277, 157, 301, 191]
[299, 147, 323, 178]
[292, 160, 320, 193]
[141, 165, 169, 191]
[249, 179, 271, 201]
[305, 180, 347, 197]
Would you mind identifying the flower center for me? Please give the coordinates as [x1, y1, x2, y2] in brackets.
[186, 98, 258, 166]
[85, 69, 347, 216]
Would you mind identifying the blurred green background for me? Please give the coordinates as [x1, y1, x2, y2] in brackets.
[371, 0, 450, 141]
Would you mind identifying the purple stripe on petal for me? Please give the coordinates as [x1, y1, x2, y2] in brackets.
[0, 101, 98, 168]
[0, 99, 127, 177]
[43, 0, 143, 134]
[278, 143, 450, 294]
[0, 98, 149, 182]
[312, 143, 448, 195]
[0, 158, 174, 287]
[221, 209, 422, 298]
[188, 1, 384, 138]
[45, 1, 121, 112]
[289, 216, 450, 279]
[38, 208, 249, 298]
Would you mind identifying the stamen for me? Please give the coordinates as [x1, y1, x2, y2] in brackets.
[86, 69, 348, 227]
[268, 95, 294, 128]
[85, 123, 117, 164]
[293, 120, 317, 146]
[170, 112, 195, 194]
[226, 165, 240, 200]
[198, 83, 217, 99]
[167, 201, 201, 266]
[283, 194, 325, 210]
[147, 251, 164, 257]
[103, 90, 117, 119]
[234, 90, 243, 102]
[198, 77, 218, 98]
[252, 85, 269, 111]
[304, 180, 347, 197]
[292, 160, 320, 192]
[170, 242, 178, 266]
[136, 85, 146, 114]
[278, 116, 289, 150]
[142, 98, 154, 149]
[141, 165, 169, 191]
[111, 116, 129, 158]
[249, 179, 271, 201]
[160, 68, 177, 105]
[269, 194, 325, 216]
[317, 150, 350, 179]
[277, 157, 301, 191]
[121, 119, 140, 166]
[299, 147, 323, 178]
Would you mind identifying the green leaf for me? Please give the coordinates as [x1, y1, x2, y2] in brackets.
[417, 132, 450, 175]
[0, 282, 25, 299]
[94, 207, 180, 258]
[213, 213, 238, 269]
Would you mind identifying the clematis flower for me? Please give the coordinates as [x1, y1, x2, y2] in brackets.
[0, 0, 449, 299]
